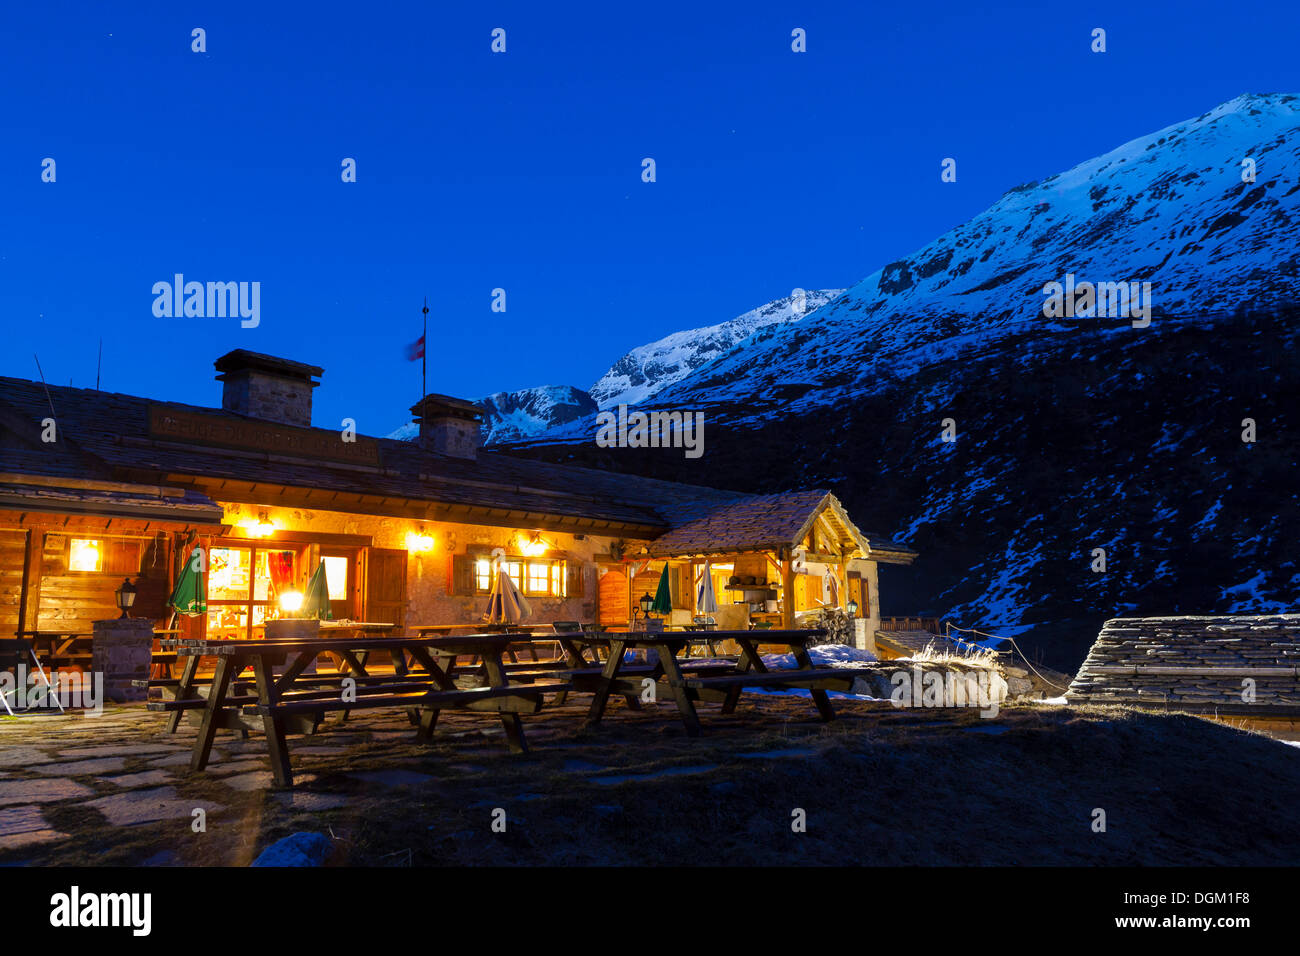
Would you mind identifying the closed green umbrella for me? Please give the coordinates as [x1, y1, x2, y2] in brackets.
[168, 547, 208, 618]
[652, 563, 673, 616]
[301, 560, 334, 621]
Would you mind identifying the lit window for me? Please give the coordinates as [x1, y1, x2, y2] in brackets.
[472, 555, 567, 597]
[323, 556, 348, 601]
[69, 539, 102, 572]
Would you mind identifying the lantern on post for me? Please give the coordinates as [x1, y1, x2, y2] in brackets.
[115, 578, 138, 619]
[638, 592, 654, 621]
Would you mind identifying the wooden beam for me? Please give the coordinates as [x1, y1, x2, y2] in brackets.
[16, 529, 44, 635]
[781, 557, 794, 629]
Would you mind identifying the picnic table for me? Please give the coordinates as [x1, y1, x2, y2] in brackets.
[418, 633, 571, 751]
[15, 630, 93, 665]
[573, 628, 861, 736]
[156, 633, 567, 788]
[319, 621, 398, 634]
[412, 623, 553, 663]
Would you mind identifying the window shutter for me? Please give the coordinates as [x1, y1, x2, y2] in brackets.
[449, 554, 473, 595]
[566, 560, 584, 598]
[671, 565, 690, 609]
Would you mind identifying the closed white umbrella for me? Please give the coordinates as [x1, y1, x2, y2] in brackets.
[484, 568, 532, 624]
[697, 562, 719, 614]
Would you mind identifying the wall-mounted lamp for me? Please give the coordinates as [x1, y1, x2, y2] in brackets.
[847, 599, 859, 618]
[406, 531, 435, 553]
[115, 578, 138, 619]
[241, 510, 276, 538]
[518, 531, 549, 557]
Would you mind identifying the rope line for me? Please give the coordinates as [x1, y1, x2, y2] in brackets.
[944, 622, 1070, 692]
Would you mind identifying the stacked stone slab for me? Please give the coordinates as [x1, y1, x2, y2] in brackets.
[1067, 614, 1300, 709]
[91, 619, 156, 703]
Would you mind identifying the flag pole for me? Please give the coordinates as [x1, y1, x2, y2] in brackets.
[421, 297, 428, 400]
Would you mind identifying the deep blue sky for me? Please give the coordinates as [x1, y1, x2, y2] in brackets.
[2, 0, 1295, 435]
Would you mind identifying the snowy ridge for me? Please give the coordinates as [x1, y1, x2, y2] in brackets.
[639, 93, 1300, 423]
[588, 289, 843, 408]
[387, 384, 596, 446]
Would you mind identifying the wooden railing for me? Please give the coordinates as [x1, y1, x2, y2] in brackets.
[878, 616, 944, 632]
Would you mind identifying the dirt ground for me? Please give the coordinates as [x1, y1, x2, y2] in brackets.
[3, 693, 1298, 866]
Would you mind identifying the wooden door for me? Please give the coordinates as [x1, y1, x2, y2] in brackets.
[364, 548, 408, 628]
[597, 565, 628, 629]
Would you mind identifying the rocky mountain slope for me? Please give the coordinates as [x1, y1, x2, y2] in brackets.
[500, 94, 1300, 670]
[588, 289, 842, 408]
[389, 290, 841, 445]
[388, 384, 597, 446]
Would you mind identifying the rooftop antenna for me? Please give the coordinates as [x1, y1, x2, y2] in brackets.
[96, 338, 102, 391]
[32, 354, 56, 419]
[421, 297, 428, 401]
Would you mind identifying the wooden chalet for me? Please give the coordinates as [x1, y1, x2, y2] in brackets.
[0, 350, 915, 651]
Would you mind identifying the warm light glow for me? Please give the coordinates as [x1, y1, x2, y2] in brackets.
[517, 531, 549, 557]
[69, 539, 102, 572]
[406, 531, 435, 552]
[278, 591, 304, 613]
[239, 517, 276, 538]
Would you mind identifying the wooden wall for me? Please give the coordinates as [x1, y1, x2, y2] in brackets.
[34, 533, 170, 633]
[0, 530, 27, 637]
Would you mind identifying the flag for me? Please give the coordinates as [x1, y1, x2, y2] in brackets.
[406, 334, 425, 361]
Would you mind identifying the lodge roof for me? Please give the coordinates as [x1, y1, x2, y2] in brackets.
[0, 378, 835, 540]
[644, 489, 917, 563]
[1067, 615, 1300, 711]
[0, 376, 917, 556]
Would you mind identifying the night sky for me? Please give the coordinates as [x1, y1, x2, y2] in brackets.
[2, 0, 1295, 434]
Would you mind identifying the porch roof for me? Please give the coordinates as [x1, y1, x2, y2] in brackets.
[643, 489, 917, 564]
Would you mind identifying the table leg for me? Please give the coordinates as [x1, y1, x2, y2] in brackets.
[416, 706, 440, 740]
[721, 637, 763, 715]
[253, 653, 294, 788]
[190, 654, 240, 772]
[790, 642, 836, 722]
[482, 651, 528, 754]
[657, 644, 702, 737]
[585, 639, 626, 725]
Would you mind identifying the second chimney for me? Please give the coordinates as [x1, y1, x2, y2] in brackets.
[410, 394, 483, 459]
[214, 350, 322, 427]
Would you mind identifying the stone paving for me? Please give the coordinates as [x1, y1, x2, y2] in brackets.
[0, 694, 893, 865]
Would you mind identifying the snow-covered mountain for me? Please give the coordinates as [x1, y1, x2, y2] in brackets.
[387, 385, 596, 446]
[501, 93, 1300, 669]
[389, 290, 841, 445]
[639, 93, 1300, 422]
[588, 289, 842, 408]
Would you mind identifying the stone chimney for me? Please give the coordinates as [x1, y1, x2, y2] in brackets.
[214, 350, 323, 427]
[410, 394, 483, 459]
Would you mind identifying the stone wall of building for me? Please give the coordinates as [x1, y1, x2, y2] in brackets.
[217, 501, 648, 628]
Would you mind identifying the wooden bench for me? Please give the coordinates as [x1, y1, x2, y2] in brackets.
[171, 633, 574, 787]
